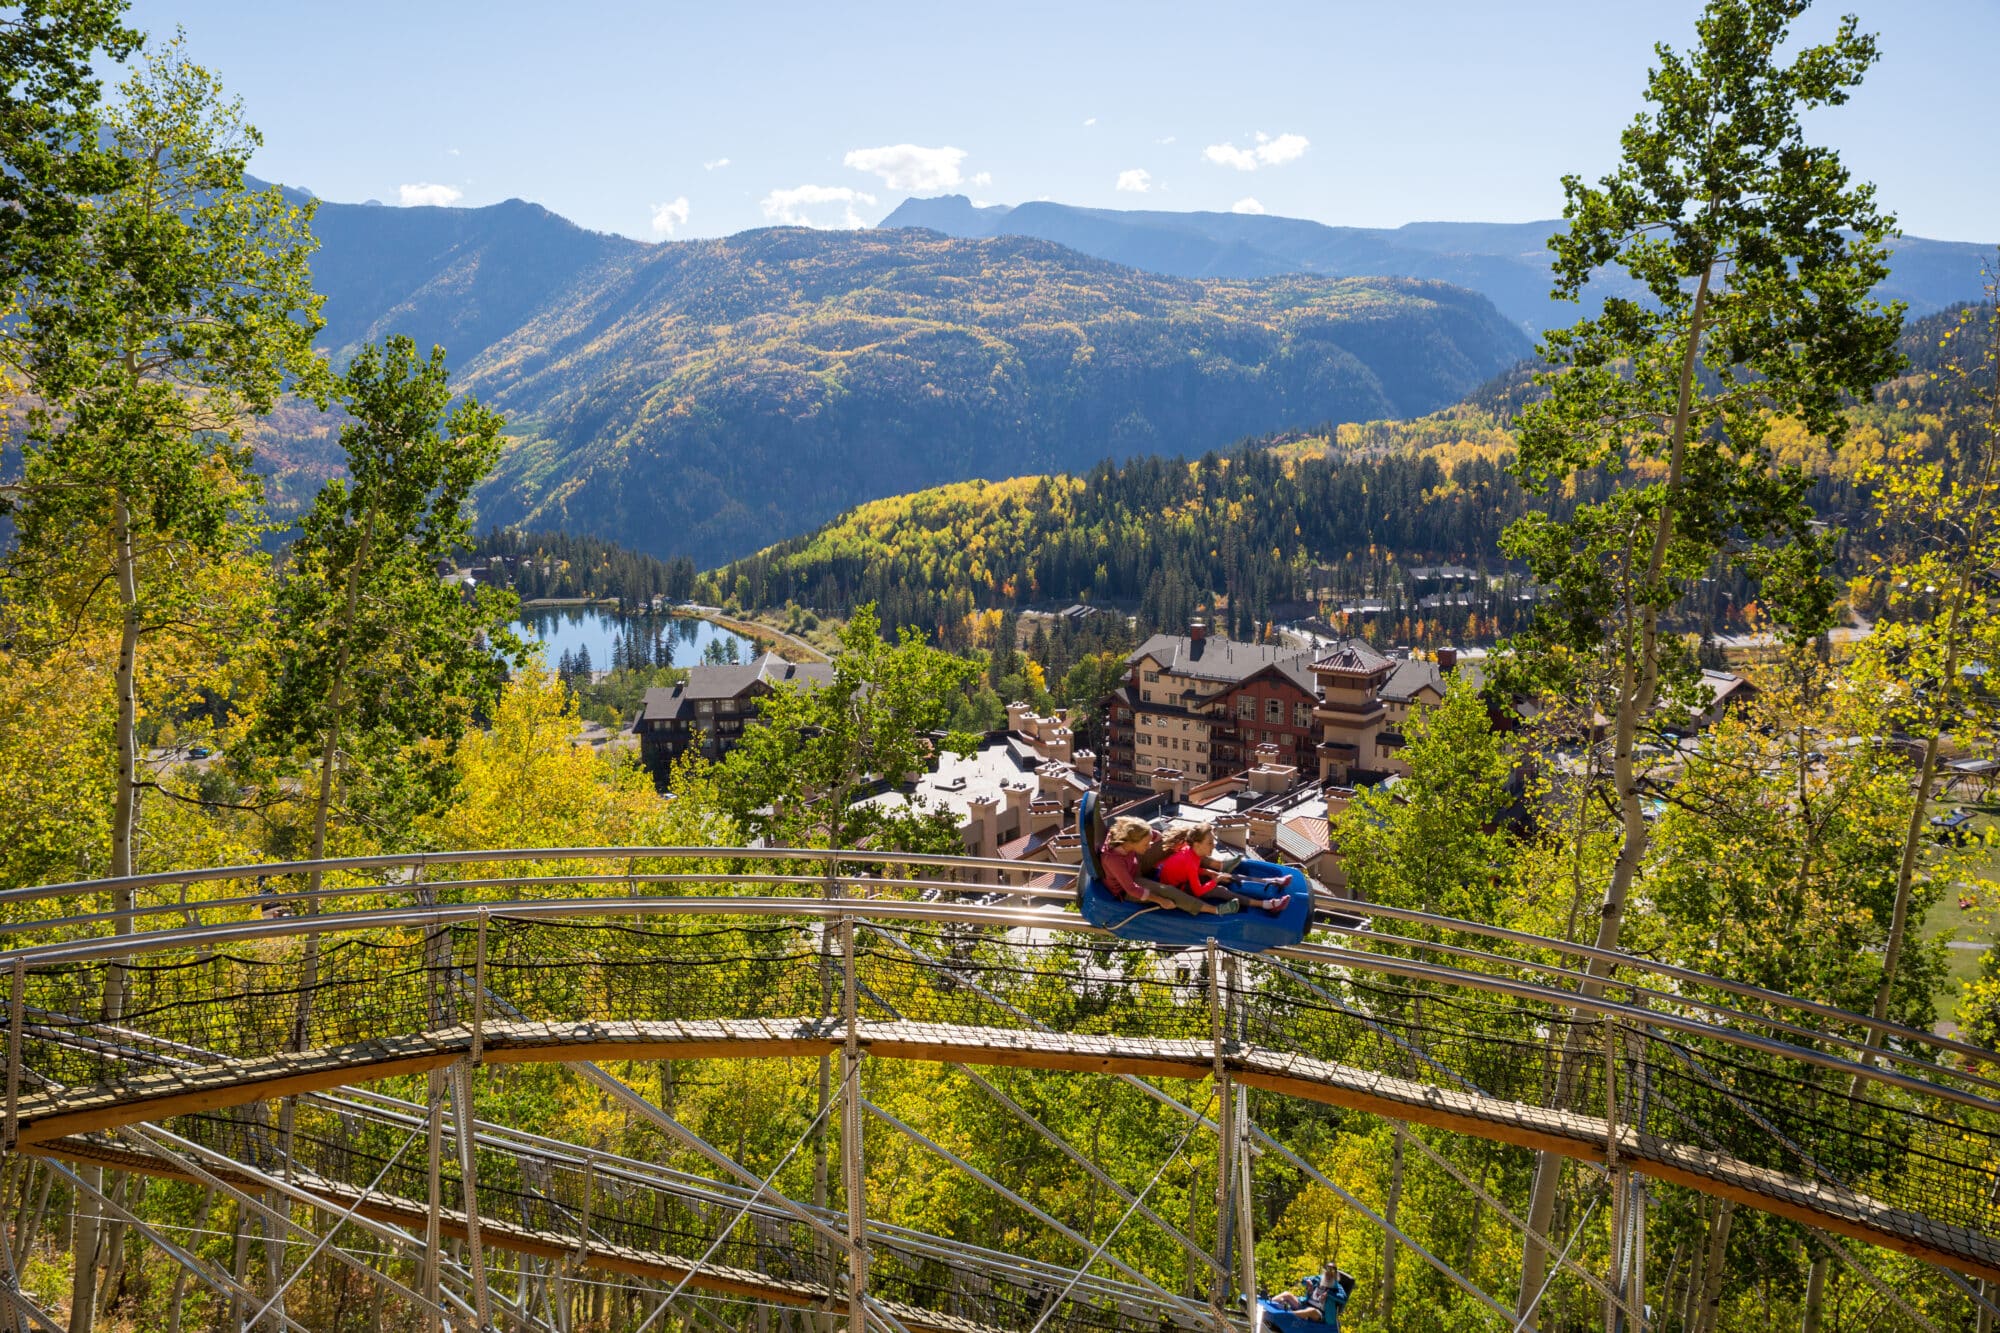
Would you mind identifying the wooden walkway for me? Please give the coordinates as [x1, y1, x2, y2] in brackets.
[17, 1017, 1999, 1281]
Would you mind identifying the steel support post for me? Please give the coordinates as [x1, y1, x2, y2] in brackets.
[453, 1062, 496, 1331]
[424, 911, 451, 1333]
[1604, 1014, 1624, 1332]
[841, 915, 866, 1331]
[567, 1153, 595, 1319]
[425, 1072, 445, 1333]
[3, 960, 24, 1333]
[1205, 940, 1232, 1331]
[1228, 955, 1256, 1308]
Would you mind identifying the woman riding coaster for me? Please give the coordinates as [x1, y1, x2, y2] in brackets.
[1154, 822, 1291, 915]
[1265, 1262, 1354, 1326]
[1097, 815, 1239, 915]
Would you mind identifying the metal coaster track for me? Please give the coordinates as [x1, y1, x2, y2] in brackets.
[2, 846, 1997, 1330]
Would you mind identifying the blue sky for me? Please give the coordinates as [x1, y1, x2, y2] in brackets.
[123, 1, 1995, 243]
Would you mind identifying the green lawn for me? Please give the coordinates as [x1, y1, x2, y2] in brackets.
[1925, 807, 1996, 1018]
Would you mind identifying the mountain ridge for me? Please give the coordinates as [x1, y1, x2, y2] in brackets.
[459, 226, 1533, 562]
[252, 192, 1535, 563]
[880, 195, 1994, 333]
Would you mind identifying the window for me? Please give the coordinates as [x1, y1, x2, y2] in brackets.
[1236, 696, 1255, 721]
[1142, 690, 1152, 703]
[1196, 742, 1208, 754]
[1144, 670, 1160, 683]
[1116, 707, 1132, 722]
[1266, 699, 1283, 723]
[1295, 702, 1313, 729]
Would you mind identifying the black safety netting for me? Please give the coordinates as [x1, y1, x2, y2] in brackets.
[10, 910, 1999, 1278]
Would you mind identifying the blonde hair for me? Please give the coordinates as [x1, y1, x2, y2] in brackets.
[1107, 816, 1154, 848]
[1161, 822, 1214, 853]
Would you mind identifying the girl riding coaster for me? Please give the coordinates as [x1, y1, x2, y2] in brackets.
[1154, 822, 1291, 915]
[1075, 791, 1315, 952]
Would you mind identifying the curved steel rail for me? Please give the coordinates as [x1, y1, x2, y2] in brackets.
[4, 845, 1984, 1075]
[4, 853, 1998, 1290]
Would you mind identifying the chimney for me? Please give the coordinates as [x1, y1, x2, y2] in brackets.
[1049, 833, 1083, 865]
[1438, 646, 1458, 674]
[1044, 723, 1074, 763]
[1002, 780, 1031, 833]
[1188, 618, 1207, 644]
[1248, 810, 1279, 850]
[1214, 814, 1251, 851]
[1072, 748, 1097, 778]
[967, 793, 1001, 859]
[1029, 799, 1063, 834]
[1006, 700, 1034, 735]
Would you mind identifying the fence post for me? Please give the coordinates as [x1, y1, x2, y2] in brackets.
[470, 908, 490, 1066]
[1603, 1015, 1624, 1332]
[2, 957, 24, 1333]
[1228, 954, 1257, 1311]
[424, 1068, 444, 1333]
[841, 913, 866, 1331]
[1207, 939, 1231, 1331]
[4, 959, 21, 1155]
[452, 1062, 494, 1330]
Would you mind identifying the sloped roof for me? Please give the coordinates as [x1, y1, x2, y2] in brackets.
[1128, 633, 1316, 694]
[1276, 815, 1331, 862]
[1381, 656, 1447, 703]
[1312, 638, 1394, 677]
[635, 653, 835, 721]
[1699, 669, 1755, 708]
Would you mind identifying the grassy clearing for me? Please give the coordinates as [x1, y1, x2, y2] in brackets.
[1924, 805, 1996, 1016]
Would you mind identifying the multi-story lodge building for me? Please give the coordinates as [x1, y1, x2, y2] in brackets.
[631, 652, 835, 777]
[1100, 622, 1321, 786]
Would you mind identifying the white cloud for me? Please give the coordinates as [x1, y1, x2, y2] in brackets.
[1156, 135, 1176, 145]
[1202, 131, 1310, 172]
[398, 182, 462, 207]
[842, 143, 966, 192]
[1231, 196, 1266, 214]
[1115, 168, 1152, 194]
[1083, 116, 1097, 127]
[447, 147, 461, 157]
[703, 157, 730, 171]
[761, 184, 877, 229]
[650, 196, 691, 237]
[971, 171, 992, 188]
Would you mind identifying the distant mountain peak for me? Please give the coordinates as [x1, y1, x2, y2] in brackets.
[873, 198, 1993, 333]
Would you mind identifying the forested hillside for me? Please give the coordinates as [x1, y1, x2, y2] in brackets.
[239, 202, 1534, 564]
[457, 228, 1532, 562]
[712, 305, 1973, 648]
[469, 528, 699, 605]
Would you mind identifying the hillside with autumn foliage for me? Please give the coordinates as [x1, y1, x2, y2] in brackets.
[444, 227, 1531, 561]
[708, 306, 1974, 647]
